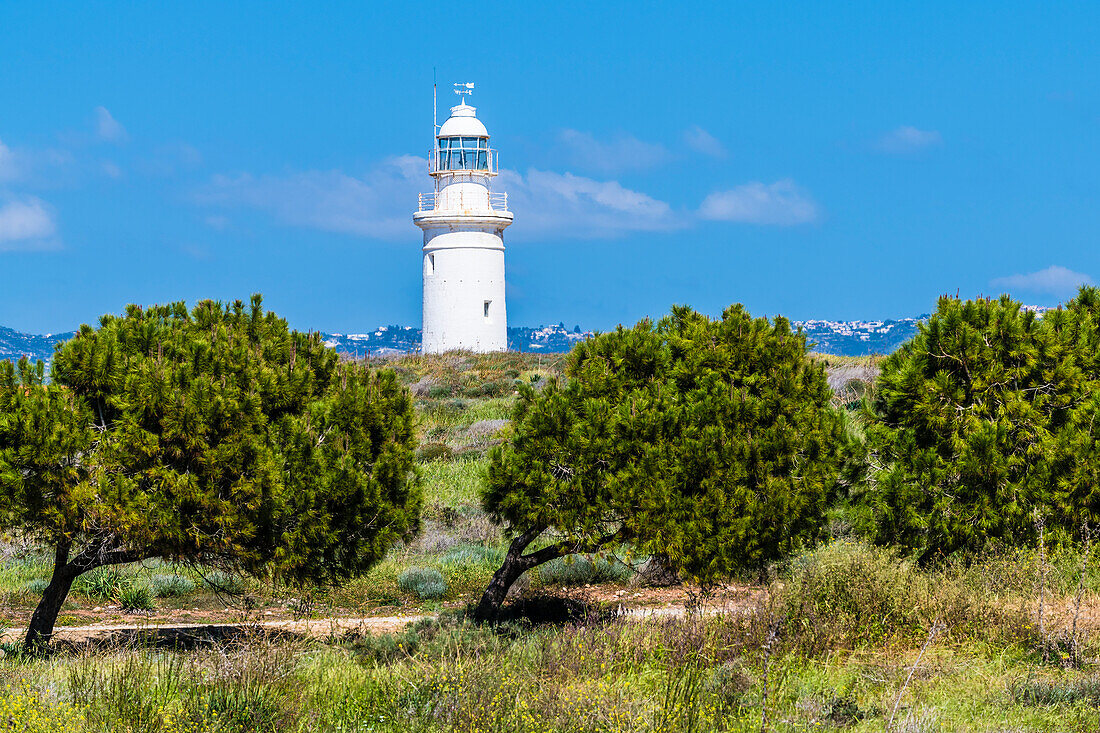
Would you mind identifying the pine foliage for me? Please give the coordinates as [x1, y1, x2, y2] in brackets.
[477, 305, 846, 616]
[863, 289, 1100, 559]
[0, 296, 421, 647]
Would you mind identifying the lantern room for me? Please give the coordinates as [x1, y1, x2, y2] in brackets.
[429, 102, 498, 175]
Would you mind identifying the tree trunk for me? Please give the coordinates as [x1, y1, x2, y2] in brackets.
[22, 539, 142, 652]
[24, 540, 77, 652]
[472, 528, 544, 622]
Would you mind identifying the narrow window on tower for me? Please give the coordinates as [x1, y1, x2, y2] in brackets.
[425, 253, 435, 276]
[484, 300, 492, 320]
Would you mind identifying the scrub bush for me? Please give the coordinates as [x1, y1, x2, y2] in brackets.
[203, 571, 246, 595]
[119, 583, 155, 612]
[397, 567, 448, 600]
[538, 555, 634, 586]
[150, 573, 196, 598]
[24, 578, 49, 595]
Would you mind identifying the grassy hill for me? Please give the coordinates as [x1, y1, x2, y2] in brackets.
[0, 352, 1097, 731]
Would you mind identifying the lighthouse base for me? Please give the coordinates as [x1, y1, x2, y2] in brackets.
[416, 211, 512, 354]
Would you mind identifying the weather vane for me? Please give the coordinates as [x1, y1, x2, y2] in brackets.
[453, 82, 474, 99]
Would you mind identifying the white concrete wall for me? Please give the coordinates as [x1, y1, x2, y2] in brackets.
[420, 222, 508, 353]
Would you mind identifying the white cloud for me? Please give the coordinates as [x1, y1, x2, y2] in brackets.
[683, 125, 726, 158]
[0, 139, 17, 181]
[94, 106, 128, 142]
[698, 179, 820, 225]
[195, 155, 423, 239]
[0, 197, 59, 251]
[101, 161, 123, 179]
[875, 126, 942, 154]
[195, 156, 680, 241]
[557, 129, 670, 173]
[501, 168, 678, 238]
[991, 265, 1093, 298]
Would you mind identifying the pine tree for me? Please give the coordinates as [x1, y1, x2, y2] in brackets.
[862, 289, 1100, 559]
[0, 296, 421, 650]
[474, 305, 847, 620]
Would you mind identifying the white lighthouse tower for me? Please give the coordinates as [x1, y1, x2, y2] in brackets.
[414, 83, 512, 353]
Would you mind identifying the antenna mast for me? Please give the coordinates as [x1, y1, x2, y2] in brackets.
[433, 67, 438, 137]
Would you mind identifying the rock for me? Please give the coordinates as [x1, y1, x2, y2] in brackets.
[633, 555, 682, 587]
[410, 377, 436, 397]
[93, 606, 104, 612]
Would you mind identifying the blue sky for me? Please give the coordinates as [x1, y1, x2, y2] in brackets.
[2, 1, 1099, 333]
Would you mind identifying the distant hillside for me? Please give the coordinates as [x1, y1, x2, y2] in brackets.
[0, 323, 592, 363]
[322, 323, 589, 357]
[795, 317, 925, 357]
[15, 312, 1058, 361]
[0, 327, 77, 364]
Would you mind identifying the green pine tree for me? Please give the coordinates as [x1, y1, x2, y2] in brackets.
[861, 288, 1100, 559]
[474, 305, 848, 620]
[0, 296, 421, 650]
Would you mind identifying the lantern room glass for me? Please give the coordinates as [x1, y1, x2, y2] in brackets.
[436, 136, 490, 172]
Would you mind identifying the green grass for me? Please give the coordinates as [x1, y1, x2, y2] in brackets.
[421, 456, 488, 508]
[2, 613, 1100, 732]
[0, 554, 53, 597]
[419, 397, 515, 448]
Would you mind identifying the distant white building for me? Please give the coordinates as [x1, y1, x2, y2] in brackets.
[413, 84, 512, 353]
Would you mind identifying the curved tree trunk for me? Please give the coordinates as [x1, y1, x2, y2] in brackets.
[472, 528, 549, 622]
[24, 540, 77, 652]
[472, 527, 622, 623]
[23, 539, 143, 653]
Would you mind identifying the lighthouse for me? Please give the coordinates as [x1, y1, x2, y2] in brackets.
[414, 83, 512, 353]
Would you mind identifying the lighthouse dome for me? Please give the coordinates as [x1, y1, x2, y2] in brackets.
[439, 103, 489, 137]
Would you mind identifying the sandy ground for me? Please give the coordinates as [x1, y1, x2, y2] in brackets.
[0, 582, 766, 646]
[0, 615, 428, 646]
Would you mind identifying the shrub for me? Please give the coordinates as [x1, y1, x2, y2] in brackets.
[203, 570, 246, 595]
[863, 289, 1100, 559]
[417, 443, 454, 463]
[119, 583, 155, 612]
[440, 544, 506, 569]
[74, 566, 131, 601]
[397, 567, 448, 600]
[150, 573, 196, 598]
[24, 578, 49, 595]
[777, 542, 927, 651]
[538, 555, 634, 586]
[478, 380, 511, 398]
[774, 541, 1029, 653]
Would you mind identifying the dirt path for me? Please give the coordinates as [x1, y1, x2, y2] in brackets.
[0, 597, 761, 647]
[0, 582, 766, 647]
[0, 615, 430, 646]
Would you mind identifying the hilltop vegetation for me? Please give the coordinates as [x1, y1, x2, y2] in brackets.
[6, 295, 1100, 730]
